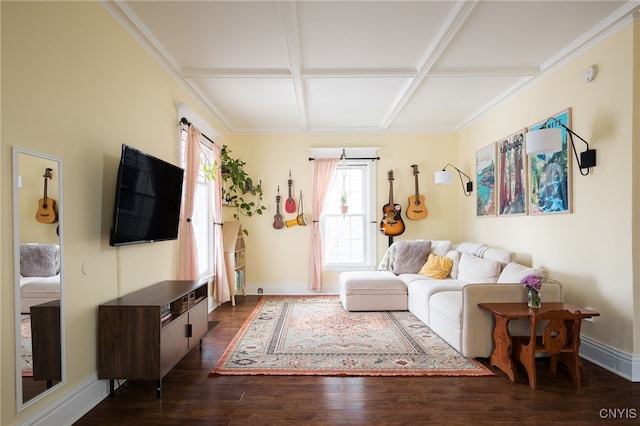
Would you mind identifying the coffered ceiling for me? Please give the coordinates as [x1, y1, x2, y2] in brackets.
[104, 1, 638, 134]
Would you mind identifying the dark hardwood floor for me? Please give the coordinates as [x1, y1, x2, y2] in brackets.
[75, 295, 639, 425]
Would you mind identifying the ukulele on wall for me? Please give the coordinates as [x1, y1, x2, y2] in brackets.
[285, 170, 296, 213]
[406, 164, 428, 220]
[379, 170, 405, 237]
[273, 186, 284, 230]
[36, 167, 57, 224]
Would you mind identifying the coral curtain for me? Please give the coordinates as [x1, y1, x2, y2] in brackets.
[308, 158, 339, 292]
[212, 144, 230, 304]
[177, 125, 201, 280]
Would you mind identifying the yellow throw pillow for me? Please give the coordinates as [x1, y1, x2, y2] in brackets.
[418, 253, 454, 279]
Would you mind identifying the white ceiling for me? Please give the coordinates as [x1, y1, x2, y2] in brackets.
[105, 1, 638, 134]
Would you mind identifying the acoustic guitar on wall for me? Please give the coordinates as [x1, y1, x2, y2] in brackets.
[273, 186, 284, 229]
[36, 167, 57, 224]
[380, 170, 405, 237]
[406, 164, 428, 220]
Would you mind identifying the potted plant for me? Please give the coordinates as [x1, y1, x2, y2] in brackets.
[340, 173, 348, 217]
[340, 192, 348, 217]
[202, 145, 266, 235]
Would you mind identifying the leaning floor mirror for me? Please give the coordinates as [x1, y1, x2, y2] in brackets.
[12, 146, 66, 410]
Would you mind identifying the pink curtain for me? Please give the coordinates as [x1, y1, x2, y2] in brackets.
[212, 144, 230, 304]
[308, 158, 339, 292]
[177, 125, 201, 280]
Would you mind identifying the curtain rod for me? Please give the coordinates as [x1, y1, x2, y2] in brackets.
[309, 148, 379, 162]
[308, 156, 380, 161]
[180, 117, 215, 145]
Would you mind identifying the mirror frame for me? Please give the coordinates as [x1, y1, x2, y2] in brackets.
[12, 146, 66, 411]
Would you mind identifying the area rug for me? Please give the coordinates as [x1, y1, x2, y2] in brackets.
[210, 296, 493, 377]
[21, 314, 33, 377]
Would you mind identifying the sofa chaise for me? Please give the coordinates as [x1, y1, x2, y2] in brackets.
[339, 240, 563, 358]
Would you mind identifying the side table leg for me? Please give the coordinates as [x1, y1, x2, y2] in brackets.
[489, 315, 516, 382]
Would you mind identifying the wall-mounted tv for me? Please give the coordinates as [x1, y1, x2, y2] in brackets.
[109, 144, 184, 247]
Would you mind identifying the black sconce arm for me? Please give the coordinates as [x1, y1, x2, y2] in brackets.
[442, 163, 473, 196]
[541, 117, 597, 176]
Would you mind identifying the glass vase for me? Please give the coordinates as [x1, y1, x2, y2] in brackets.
[528, 289, 541, 309]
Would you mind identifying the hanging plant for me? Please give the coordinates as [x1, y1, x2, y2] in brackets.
[202, 145, 266, 234]
[340, 172, 348, 217]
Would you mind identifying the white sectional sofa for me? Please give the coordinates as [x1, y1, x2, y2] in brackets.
[339, 240, 563, 358]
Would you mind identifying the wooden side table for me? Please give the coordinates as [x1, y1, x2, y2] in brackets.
[478, 302, 599, 382]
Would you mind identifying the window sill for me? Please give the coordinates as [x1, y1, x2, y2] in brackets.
[324, 265, 377, 273]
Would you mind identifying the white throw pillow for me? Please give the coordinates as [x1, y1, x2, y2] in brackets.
[482, 248, 514, 266]
[445, 250, 461, 279]
[457, 252, 501, 283]
[430, 240, 452, 257]
[498, 262, 547, 284]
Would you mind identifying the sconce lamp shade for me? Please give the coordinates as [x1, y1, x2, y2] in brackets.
[434, 170, 453, 185]
[434, 164, 473, 196]
[525, 127, 562, 155]
[526, 115, 596, 176]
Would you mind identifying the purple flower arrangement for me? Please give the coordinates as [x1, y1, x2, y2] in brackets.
[520, 274, 544, 292]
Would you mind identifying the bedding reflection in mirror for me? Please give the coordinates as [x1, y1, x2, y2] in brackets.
[14, 148, 64, 408]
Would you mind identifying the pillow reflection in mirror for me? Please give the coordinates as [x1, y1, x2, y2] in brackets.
[20, 243, 60, 277]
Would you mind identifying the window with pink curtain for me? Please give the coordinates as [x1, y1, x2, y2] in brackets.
[177, 125, 201, 280]
[308, 158, 339, 292]
[178, 124, 225, 306]
[212, 144, 230, 303]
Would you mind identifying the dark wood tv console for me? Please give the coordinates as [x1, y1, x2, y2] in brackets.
[97, 280, 208, 397]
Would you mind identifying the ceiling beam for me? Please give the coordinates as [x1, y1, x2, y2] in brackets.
[380, 0, 479, 131]
[276, 1, 308, 131]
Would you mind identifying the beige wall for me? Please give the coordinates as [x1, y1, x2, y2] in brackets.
[634, 12, 640, 357]
[225, 133, 461, 287]
[0, 0, 4, 413]
[458, 24, 636, 353]
[1, 2, 225, 424]
[1, 2, 638, 424]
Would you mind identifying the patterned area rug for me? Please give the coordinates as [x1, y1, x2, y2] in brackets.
[210, 296, 493, 377]
[21, 314, 33, 377]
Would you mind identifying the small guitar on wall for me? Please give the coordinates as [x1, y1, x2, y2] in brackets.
[380, 170, 405, 237]
[36, 167, 57, 224]
[285, 170, 296, 214]
[406, 164, 428, 220]
[273, 186, 284, 229]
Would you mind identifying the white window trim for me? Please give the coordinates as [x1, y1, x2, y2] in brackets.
[309, 147, 379, 271]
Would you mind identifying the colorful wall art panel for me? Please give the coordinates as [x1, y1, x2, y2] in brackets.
[528, 109, 572, 215]
[476, 143, 496, 217]
[498, 129, 527, 216]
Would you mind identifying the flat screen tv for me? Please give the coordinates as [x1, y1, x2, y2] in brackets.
[109, 144, 184, 246]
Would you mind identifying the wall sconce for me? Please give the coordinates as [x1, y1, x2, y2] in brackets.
[525, 117, 596, 176]
[435, 164, 473, 196]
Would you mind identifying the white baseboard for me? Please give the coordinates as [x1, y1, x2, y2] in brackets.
[17, 374, 111, 426]
[580, 335, 640, 382]
[21, 296, 638, 425]
[245, 282, 340, 295]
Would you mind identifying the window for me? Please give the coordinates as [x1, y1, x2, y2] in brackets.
[180, 130, 215, 281]
[321, 160, 377, 269]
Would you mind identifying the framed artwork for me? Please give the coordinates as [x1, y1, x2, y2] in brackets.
[498, 129, 527, 216]
[528, 109, 572, 215]
[476, 143, 496, 217]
